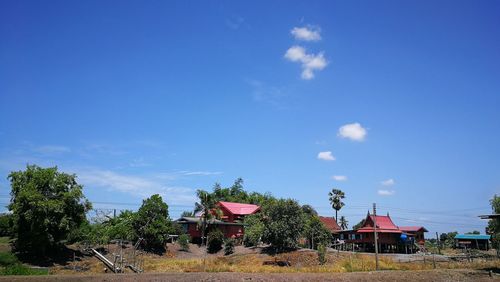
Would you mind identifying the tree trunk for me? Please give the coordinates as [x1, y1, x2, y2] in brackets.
[335, 210, 338, 223]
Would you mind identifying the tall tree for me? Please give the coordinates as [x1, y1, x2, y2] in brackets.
[328, 188, 345, 223]
[133, 194, 172, 253]
[339, 216, 349, 230]
[194, 190, 221, 246]
[8, 165, 91, 257]
[487, 194, 500, 250]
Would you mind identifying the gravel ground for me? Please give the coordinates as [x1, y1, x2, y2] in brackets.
[1, 269, 498, 282]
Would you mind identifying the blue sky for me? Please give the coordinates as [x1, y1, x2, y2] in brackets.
[1, 0, 499, 235]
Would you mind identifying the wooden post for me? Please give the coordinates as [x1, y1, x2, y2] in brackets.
[432, 253, 436, 269]
[436, 232, 441, 254]
[373, 203, 379, 271]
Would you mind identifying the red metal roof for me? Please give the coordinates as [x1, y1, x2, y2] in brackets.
[218, 201, 260, 215]
[399, 226, 428, 232]
[319, 216, 341, 232]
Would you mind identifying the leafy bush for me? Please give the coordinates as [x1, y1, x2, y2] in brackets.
[207, 229, 224, 254]
[178, 234, 190, 252]
[224, 238, 235, 255]
[0, 252, 18, 267]
[303, 215, 332, 249]
[317, 244, 326, 265]
[243, 214, 264, 247]
[0, 214, 11, 237]
[261, 199, 306, 252]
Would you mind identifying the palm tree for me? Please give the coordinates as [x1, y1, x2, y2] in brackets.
[328, 188, 345, 223]
[339, 216, 348, 230]
[194, 189, 222, 246]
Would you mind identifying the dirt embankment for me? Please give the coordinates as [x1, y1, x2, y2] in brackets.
[0, 269, 498, 282]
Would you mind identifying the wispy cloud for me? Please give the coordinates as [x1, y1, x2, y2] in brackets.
[284, 46, 327, 80]
[32, 145, 71, 155]
[317, 151, 335, 161]
[338, 123, 367, 142]
[226, 15, 245, 30]
[247, 79, 288, 107]
[291, 26, 321, 41]
[76, 169, 197, 205]
[378, 189, 395, 196]
[381, 178, 395, 186]
[332, 175, 347, 181]
[179, 171, 222, 176]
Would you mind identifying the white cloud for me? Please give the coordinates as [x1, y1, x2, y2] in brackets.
[317, 151, 335, 161]
[76, 169, 197, 205]
[338, 123, 367, 141]
[378, 189, 395, 196]
[381, 178, 395, 186]
[284, 46, 327, 80]
[332, 175, 347, 181]
[178, 170, 222, 176]
[291, 26, 321, 41]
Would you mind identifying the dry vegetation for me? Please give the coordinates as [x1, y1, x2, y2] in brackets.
[49, 243, 500, 276]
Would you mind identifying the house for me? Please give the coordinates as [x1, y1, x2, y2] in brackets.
[175, 201, 260, 242]
[338, 212, 427, 253]
[455, 234, 491, 250]
[319, 216, 341, 233]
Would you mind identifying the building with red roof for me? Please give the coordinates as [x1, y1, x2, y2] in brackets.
[338, 212, 427, 254]
[319, 216, 341, 233]
[176, 201, 260, 242]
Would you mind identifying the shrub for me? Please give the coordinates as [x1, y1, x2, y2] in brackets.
[243, 214, 264, 247]
[0, 264, 48, 275]
[207, 229, 224, 254]
[224, 238, 235, 255]
[0, 252, 18, 267]
[178, 234, 190, 252]
[317, 244, 326, 265]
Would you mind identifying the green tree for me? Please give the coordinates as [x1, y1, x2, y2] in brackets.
[180, 211, 194, 217]
[243, 214, 264, 247]
[303, 215, 332, 249]
[194, 189, 221, 245]
[207, 229, 224, 253]
[352, 218, 365, 230]
[8, 165, 91, 257]
[224, 238, 235, 255]
[261, 199, 306, 252]
[487, 195, 500, 249]
[339, 216, 348, 230]
[133, 194, 172, 253]
[328, 189, 345, 223]
[301, 205, 318, 217]
[178, 234, 190, 252]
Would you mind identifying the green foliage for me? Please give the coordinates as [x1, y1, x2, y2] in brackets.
[339, 216, 348, 230]
[181, 211, 194, 217]
[195, 189, 221, 245]
[301, 205, 318, 217]
[133, 194, 172, 253]
[224, 238, 235, 255]
[0, 214, 12, 237]
[317, 244, 327, 265]
[8, 165, 91, 257]
[488, 195, 500, 248]
[328, 189, 345, 224]
[243, 214, 264, 247]
[0, 264, 49, 275]
[303, 215, 332, 249]
[178, 234, 190, 252]
[261, 199, 306, 252]
[466, 230, 480, 235]
[207, 229, 224, 254]
[0, 252, 17, 267]
[440, 231, 458, 248]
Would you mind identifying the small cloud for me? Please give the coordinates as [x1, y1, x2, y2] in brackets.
[338, 123, 367, 141]
[332, 175, 347, 181]
[33, 145, 71, 155]
[226, 15, 245, 30]
[179, 171, 222, 176]
[317, 151, 335, 161]
[291, 26, 321, 41]
[378, 190, 395, 196]
[129, 157, 150, 168]
[247, 79, 287, 107]
[284, 45, 327, 80]
[381, 179, 395, 186]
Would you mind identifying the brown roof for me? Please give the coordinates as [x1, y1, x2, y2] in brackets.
[319, 216, 341, 232]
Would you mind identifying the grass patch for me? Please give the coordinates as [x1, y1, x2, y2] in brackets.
[0, 237, 10, 244]
[0, 251, 49, 276]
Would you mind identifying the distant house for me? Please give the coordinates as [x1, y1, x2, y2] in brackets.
[176, 201, 260, 242]
[455, 234, 491, 250]
[319, 216, 341, 234]
[338, 212, 427, 253]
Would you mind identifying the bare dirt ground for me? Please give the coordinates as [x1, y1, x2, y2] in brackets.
[0, 269, 498, 281]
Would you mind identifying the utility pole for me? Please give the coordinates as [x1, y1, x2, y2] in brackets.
[373, 203, 379, 271]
